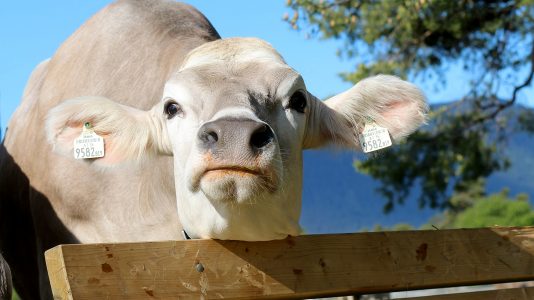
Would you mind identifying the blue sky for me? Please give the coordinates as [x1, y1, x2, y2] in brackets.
[1, 1, 532, 130]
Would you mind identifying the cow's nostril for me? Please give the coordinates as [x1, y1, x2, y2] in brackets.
[250, 124, 274, 149]
[199, 130, 218, 146]
[206, 131, 218, 143]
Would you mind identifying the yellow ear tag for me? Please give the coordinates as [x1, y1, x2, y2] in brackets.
[358, 121, 392, 153]
[73, 122, 105, 159]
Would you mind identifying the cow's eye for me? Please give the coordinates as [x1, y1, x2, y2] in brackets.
[164, 100, 183, 119]
[287, 90, 307, 113]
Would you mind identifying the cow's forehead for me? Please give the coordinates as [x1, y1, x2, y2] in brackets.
[166, 62, 303, 118]
[179, 37, 286, 70]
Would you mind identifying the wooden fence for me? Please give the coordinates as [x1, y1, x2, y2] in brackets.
[45, 226, 534, 299]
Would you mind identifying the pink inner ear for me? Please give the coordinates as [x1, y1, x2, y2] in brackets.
[380, 101, 419, 137]
[384, 101, 418, 119]
[382, 101, 406, 118]
[94, 139, 125, 166]
[55, 125, 83, 149]
[55, 119, 90, 147]
[55, 123, 123, 165]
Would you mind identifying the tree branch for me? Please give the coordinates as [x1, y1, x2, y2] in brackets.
[474, 41, 534, 123]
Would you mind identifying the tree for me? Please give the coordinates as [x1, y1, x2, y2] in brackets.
[369, 189, 534, 232]
[453, 192, 533, 228]
[285, 0, 534, 211]
[421, 183, 534, 229]
[364, 181, 534, 231]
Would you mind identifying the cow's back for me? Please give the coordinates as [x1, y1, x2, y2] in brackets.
[0, 1, 219, 298]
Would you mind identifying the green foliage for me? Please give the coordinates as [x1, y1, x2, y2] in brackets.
[381, 182, 534, 231]
[421, 181, 534, 229]
[287, 0, 533, 82]
[452, 192, 534, 228]
[287, 0, 534, 210]
[390, 223, 415, 231]
[11, 289, 20, 300]
[360, 223, 414, 232]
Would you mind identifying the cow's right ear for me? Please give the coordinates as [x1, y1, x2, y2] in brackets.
[303, 75, 427, 150]
[45, 96, 172, 166]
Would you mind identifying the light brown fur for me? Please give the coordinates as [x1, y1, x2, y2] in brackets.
[0, 1, 219, 298]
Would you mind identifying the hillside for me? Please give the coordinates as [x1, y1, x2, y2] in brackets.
[300, 108, 534, 234]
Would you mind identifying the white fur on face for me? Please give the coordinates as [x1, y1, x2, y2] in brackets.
[161, 59, 307, 241]
[179, 37, 286, 71]
[164, 96, 305, 240]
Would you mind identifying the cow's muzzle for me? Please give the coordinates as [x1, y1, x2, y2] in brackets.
[197, 117, 275, 155]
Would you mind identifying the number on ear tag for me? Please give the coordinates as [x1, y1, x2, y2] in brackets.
[358, 122, 392, 153]
[73, 125, 105, 159]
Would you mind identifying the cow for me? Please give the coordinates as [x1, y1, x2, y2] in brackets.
[0, 0, 427, 298]
[0, 254, 11, 300]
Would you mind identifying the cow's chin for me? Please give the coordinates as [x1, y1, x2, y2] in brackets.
[199, 170, 275, 204]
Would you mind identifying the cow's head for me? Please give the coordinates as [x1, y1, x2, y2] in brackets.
[46, 38, 427, 241]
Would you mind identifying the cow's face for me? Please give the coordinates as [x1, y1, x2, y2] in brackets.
[163, 61, 305, 206]
[46, 38, 427, 241]
[156, 40, 309, 240]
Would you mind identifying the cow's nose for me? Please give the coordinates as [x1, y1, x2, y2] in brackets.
[249, 123, 274, 150]
[197, 124, 219, 148]
[198, 118, 274, 152]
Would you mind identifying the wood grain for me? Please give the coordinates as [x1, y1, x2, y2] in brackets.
[45, 246, 72, 300]
[45, 226, 534, 299]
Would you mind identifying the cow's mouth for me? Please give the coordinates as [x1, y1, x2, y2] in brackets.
[193, 164, 278, 203]
[203, 166, 262, 178]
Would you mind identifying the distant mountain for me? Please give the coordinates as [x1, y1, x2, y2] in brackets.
[300, 106, 534, 234]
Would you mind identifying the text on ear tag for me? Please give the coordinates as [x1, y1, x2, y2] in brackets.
[358, 122, 392, 153]
[73, 122, 105, 159]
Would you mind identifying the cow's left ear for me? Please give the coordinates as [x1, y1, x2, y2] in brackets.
[304, 75, 428, 149]
[45, 96, 172, 166]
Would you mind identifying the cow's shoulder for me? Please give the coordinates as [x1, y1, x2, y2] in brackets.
[115, 0, 220, 41]
[39, 0, 221, 111]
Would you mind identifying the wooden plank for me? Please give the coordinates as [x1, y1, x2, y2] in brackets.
[45, 226, 534, 299]
[400, 286, 534, 299]
[45, 245, 72, 300]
